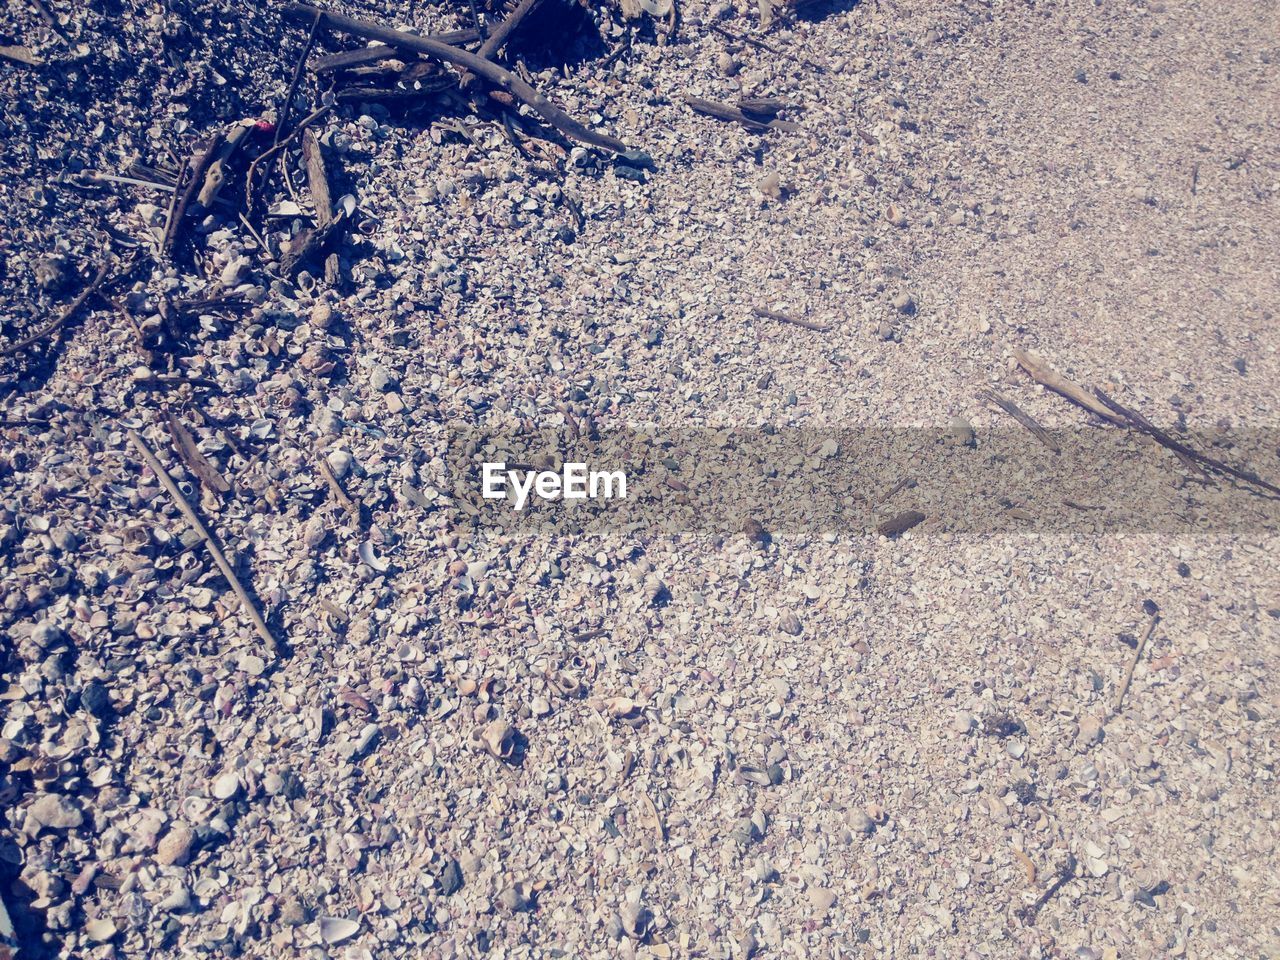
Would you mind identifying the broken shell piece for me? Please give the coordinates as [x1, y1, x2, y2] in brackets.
[478, 719, 516, 761]
[497, 882, 535, 913]
[358, 540, 389, 573]
[319, 916, 361, 944]
[549, 670, 582, 697]
[85, 917, 118, 942]
[620, 903, 654, 941]
[600, 696, 646, 726]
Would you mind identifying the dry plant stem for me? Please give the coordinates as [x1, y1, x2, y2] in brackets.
[318, 456, 361, 523]
[1113, 613, 1159, 715]
[277, 9, 323, 146]
[1012, 347, 1125, 424]
[127, 429, 280, 657]
[1, 262, 111, 357]
[280, 3, 627, 153]
[979, 388, 1060, 453]
[478, 0, 546, 59]
[751, 305, 829, 332]
[1093, 389, 1280, 497]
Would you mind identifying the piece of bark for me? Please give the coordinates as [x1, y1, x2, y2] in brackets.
[301, 128, 334, 229]
[281, 3, 627, 153]
[683, 95, 800, 133]
[737, 97, 795, 119]
[877, 510, 926, 537]
[0, 44, 43, 66]
[197, 120, 255, 208]
[165, 411, 232, 495]
[127, 429, 280, 657]
[1012, 347, 1125, 424]
[979, 388, 1060, 453]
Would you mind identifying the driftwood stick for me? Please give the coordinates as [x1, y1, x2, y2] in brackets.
[752, 306, 829, 332]
[127, 428, 280, 657]
[478, 0, 545, 59]
[310, 31, 480, 74]
[1012, 347, 1125, 424]
[277, 8, 323, 145]
[281, 2, 627, 153]
[683, 94, 799, 133]
[979, 388, 1060, 453]
[0, 44, 43, 66]
[1093, 389, 1280, 497]
[1113, 612, 1159, 714]
[1, 262, 112, 357]
[197, 120, 254, 208]
[163, 135, 222, 258]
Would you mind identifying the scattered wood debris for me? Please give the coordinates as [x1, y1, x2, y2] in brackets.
[281, 3, 628, 153]
[877, 509, 926, 537]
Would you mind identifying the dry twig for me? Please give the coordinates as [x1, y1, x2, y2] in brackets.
[1, 262, 112, 357]
[751, 305, 829, 332]
[1113, 610, 1159, 714]
[979, 388, 1060, 453]
[127, 429, 280, 657]
[1094, 389, 1280, 497]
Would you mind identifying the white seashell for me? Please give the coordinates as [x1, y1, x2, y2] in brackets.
[319, 916, 361, 944]
[358, 540, 389, 572]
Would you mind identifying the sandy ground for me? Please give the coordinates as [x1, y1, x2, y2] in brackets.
[1, 0, 1278, 958]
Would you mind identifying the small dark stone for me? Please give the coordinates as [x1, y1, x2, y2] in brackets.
[1176, 562, 1191, 577]
[1118, 632, 1138, 650]
[615, 149, 656, 170]
[1232, 357, 1247, 375]
[1074, 68, 1088, 83]
[1142, 599, 1160, 616]
[614, 165, 647, 183]
[981, 711, 1023, 739]
[1010, 779, 1036, 804]
[81, 679, 112, 718]
[557, 226, 576, 244]
[438, 858, 463, 896]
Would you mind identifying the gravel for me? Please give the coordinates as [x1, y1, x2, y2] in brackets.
[2, 0, 1279, 957]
